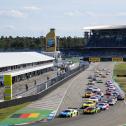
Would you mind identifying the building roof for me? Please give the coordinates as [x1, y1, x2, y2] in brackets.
[83, 25, 126, 30]
[0, 52, 54, 68]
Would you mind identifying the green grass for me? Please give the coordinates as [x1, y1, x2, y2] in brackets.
[114, 63, 126, 76]
[0, 102, 30, 121]
[0, 108, 53, 125]
[115, 77, 126, 92]
[113, 63, 126, 92]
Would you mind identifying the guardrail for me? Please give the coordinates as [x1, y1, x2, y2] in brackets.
[0, 64, 89, 109]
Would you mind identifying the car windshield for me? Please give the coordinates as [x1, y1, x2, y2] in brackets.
[94, 88, 97, 89]
[84, 102, 93, 104]
[91, 97, 96, 99]
[63, 110, 71, 112]
[98, 103, 104, 106]
[108, 99, 112, 102]
[87, 92, 91, 94]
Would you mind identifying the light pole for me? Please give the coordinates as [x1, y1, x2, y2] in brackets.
[56, 36, 60, 51]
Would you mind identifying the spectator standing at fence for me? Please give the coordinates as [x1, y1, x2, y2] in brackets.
[47, 76, 50, 81]
[34, 80, 37, 86]
[25, 84, 28, 91]
[57, 71, 59, 76]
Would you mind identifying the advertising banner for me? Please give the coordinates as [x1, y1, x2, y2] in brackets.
[89, 57, 100, 62]
[4, 75, 12, 100]
[112, 57, 123, 62]
[47, 39, 55, 48]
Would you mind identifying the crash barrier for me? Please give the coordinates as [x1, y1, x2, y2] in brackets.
[0, 64, 89, 109]
[83, 57, 125, 62]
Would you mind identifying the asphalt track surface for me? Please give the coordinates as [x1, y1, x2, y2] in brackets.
[30, 62, 126, 126]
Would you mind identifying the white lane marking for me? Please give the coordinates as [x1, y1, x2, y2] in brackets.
[124, 100, 126, 105]
[54, 72, 85, 117]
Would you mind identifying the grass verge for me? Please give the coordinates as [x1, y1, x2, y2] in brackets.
[113, 63, 126, 92]
[0, 102, 30, 121]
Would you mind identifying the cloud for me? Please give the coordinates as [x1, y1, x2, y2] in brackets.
[0, 9, 24, 18]
[23, 6, 41, 11]
[1, 25, 15, 30]
[85, 11, 98, 17]
[64, 10, 83, 17]
[65, 12, 75, 16]
[117, 12, 126, 16]
[85, 11, 126, 18]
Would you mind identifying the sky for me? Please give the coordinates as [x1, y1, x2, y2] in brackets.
[0, 0, 126, 37]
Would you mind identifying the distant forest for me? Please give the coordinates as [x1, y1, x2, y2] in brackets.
[0, 36, 85, 51]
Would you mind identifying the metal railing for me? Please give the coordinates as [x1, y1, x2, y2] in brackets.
[13, 64, 89, 98]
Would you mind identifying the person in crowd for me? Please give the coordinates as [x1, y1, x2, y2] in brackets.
[25, 84, 28, 91]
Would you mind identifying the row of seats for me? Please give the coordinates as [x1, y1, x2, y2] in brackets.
[86, 36, 126, 47]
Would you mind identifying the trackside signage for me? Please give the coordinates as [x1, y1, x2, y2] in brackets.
[83, 57, 124, 62]
[112, 57, 123, 62]
[89, 57, 100, 62]
[4, 75, 12, 100]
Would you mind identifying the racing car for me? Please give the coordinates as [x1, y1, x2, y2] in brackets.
[82, 92, 95, 98]
[88, 96, 99, 103]
[82, 100, 96, 109]
[96, 79, 103, 83]
[83, 106, 101, 114]
[97, 103, 109, 110]
[59, 108, 78, 117]
[108, 98, 117, 105]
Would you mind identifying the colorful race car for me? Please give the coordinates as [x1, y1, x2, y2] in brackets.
[88, 96, 99, 103]
[82, 92, 94, 98]
[83, 107, 101, 114]
[97, 103, 109, 110]
[96, 79, 103, 83]
[87, 81, 95, 85]
[108, 98, 117, 105]
[101, 75, 106, 78]
[59, 109, 78, 117]
[82, 100, 96, 109]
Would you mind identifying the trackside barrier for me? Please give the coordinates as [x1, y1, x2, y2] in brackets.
[0, 64, 89, 109]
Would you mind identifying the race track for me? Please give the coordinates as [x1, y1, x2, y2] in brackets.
[30, 62, 126, 126]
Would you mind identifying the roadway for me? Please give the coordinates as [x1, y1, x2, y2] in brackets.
[45, 62, 126, 126]
[30, 62, 126, 126]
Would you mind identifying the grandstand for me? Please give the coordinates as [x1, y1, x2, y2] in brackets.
[82, 25, 126, 59]
[61, 25, 126, 61]
[0, 52, 54, 84]
[84, 25, 126, 48]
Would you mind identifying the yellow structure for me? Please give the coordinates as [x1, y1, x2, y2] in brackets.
[4, 75, 12, 100]
[89, 57, 100, 62]
[46, 28, 56, 52]
[112, 57, 123, 62]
